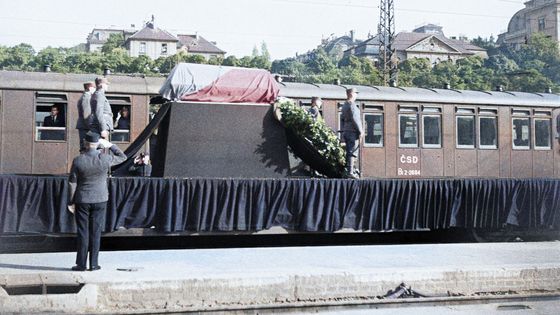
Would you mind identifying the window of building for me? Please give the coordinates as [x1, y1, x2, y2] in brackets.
[478, 108, 498, 149]
[538, 17, 546, 31]
[139, 42, 146, 55]
[161, 43, 168, 55]
[534, 118, 551, 149]
[512, 117, 530, 149]
[107, 95, 132, 143]
[363, 104, 384, 147]
[35, 92, 67, 141]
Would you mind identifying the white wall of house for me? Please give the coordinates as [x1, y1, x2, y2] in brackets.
[176, 47, 225, 59]
[128, 40, 177, 59]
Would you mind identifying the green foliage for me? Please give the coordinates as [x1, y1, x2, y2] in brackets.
[277, 98, 346, 176]
[101, 33, 125, 54]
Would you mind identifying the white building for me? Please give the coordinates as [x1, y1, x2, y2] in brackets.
[125, 21, 178, 59]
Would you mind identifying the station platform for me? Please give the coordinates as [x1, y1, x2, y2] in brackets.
[0, 242, 559, 314]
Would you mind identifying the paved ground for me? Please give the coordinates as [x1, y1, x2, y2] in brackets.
[0, 242, 559, 314]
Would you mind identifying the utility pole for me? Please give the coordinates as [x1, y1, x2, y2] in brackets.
[378, 0, 397, 86]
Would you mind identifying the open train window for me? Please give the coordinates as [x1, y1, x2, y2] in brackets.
[534, 118, 551, 150]
[399, 114, 418, 147]
[35, 92, 67, 141]
[107, 95, 131, 143]
[512, 117, 530, 149]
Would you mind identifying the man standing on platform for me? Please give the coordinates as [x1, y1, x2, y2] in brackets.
[68, 131, 126, 271]
[76, 82, 95, 151]
[90, 77, 113, 139]
[340, 88, 363, 179]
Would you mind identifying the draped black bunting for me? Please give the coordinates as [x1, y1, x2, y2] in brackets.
[0, 175, 558, 234]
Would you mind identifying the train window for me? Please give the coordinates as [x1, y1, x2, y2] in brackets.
[479, 117, 498, 149]
[364, 114, 383, 147]
[422, 115, 441, 148]
[456, 107, 475, 114]
[35, 92, 68, 141]
[512, 109, 531, 116]
[107, 95, 132, 143]
[534, 118, 551, 150]
[399, 114, 418, 147]
[456, 116, 475, 148]
[512, 118, 530, 149]
[422, 106, 441, 113]
[534, 110, 552, 116]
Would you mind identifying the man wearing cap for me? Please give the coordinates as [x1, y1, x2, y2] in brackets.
[68, 131, 126, 271]
[76, 82, 96, 151]
[340, 88, 363, 179]
[90, 77, 113, 139]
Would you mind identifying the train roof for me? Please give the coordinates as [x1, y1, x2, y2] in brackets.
[278, 82, 560, 108]
[0, 70, 165, 95]
[1, 70, 559, 107]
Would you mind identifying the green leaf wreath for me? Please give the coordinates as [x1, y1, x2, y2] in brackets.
[276, 98, 346, 176]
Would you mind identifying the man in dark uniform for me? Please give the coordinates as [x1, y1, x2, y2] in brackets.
[68, 131, 126, 271]
[76, 82, 95, 151]
[90, 77, 113, 139]
[340, 88, 363, 179]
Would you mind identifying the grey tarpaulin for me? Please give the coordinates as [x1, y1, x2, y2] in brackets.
[0, 176, 558, 234]
[159, 63, 234, 101]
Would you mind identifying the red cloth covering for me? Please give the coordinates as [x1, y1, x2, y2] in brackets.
[180, 68, 279, 104]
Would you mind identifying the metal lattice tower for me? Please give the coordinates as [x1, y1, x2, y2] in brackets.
[378, 0, 397, 86]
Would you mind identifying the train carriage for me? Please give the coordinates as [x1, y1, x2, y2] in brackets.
[1, 69, 559, 179]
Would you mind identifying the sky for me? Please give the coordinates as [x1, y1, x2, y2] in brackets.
[0, 0, 525, 60]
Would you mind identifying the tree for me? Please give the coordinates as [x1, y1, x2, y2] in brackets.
[103, 48, 132, 73]
[261, 42, 271, 61]
[305, 48, 336, 74]
[3, 43, 35, 70]
[33, 47, 69, 72]
[222, 55, 239, 67]
[101, 33, 125, 54]
[397, 58, 432, 87]
[128, 54, 154, 74]
[271, 58, 306, 77]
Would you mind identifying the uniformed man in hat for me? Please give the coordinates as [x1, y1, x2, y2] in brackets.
[340, 88, 363, 178]
[90, 77, 113, 139]
[68, 131, 126, 271]
[76, 82, 96, 151]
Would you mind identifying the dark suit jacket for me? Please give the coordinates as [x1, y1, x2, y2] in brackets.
[43, 115, 65, 127]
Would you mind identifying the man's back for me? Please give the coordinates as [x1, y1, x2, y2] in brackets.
[341, 100, 363, 134]
[70, 148, 126, 203]
[76, 92, 92, 129]
[90, 90, 113, 132]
